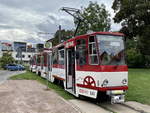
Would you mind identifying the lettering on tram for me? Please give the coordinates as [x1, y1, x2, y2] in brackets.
[30, 32, 128, 104]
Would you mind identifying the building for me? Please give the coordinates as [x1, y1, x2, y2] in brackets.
[13, 41, 27, 52]
[12, 42, 36, 64]
[0, 42, 13, 58]
[36, 43, 44, 52]
[12, 51, 34, 64]
[1, 42, 13, 51]
[0, 41, 44, 64]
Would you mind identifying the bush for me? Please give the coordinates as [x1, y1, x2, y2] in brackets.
[126, 48, 146, 68]
[0, 52, 15, 68]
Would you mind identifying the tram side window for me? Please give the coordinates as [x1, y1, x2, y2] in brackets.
[48, 54, 52, 71]
[41, 55, 44, 69]
[44, 54, 47, 65]
[58, 49, 64, 65]
[53, 50, 58, 64]
[89, 36, 98, 65]
[37, 55, 41, 65]
[76, 39, 87, 65]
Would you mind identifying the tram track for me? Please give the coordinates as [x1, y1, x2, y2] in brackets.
[121, 103, 147, 113]
[69, 98, 148, 113]
[99, 103, 144, 113]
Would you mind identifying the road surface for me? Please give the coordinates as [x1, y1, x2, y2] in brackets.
[0, 80, 81, 113]
[0, 70, 25, 84]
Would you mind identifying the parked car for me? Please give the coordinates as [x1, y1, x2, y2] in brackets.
[17, 64, 25, 70]
[5, 64, 25, 71]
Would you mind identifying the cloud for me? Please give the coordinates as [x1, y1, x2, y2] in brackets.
[0, 0, 121, 44]
[0, 29, 46, 43]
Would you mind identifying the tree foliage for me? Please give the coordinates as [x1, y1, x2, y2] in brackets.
[0, 52, 15, 68]
[112, 0, 150, 55]
[50, 29, 74, 46]
[125, 38, 150, 67]
[74, 1, 111, 35]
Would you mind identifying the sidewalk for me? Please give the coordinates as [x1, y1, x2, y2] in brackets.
[0, 80, 81, 113]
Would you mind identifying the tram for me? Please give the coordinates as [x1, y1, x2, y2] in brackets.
[31, 32, 128, 104]
[29, 55, 37, 72]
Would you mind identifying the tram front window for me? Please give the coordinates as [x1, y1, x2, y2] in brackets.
[97, 35, 125, 65]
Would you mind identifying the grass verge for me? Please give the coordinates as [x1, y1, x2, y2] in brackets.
[9, 71, 75, 100]
[10, 69, 150, 105]
[126, 68, 150, 105]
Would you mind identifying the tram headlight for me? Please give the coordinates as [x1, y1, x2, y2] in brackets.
[102, 79, 108, 87]
[122, 79, 127, 85]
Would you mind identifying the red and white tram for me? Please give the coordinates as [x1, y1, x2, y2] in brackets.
[31, 32, 128, 103]
[29, 55, 37, 72]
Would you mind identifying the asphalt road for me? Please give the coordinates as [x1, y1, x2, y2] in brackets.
[0, 70, 26, 84]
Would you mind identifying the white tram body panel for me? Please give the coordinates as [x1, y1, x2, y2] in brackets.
[30, 65, 36, 72]
[76, 71, 128, 87]
[75, 71, 128, 99]
[40, 66, 47, 78]
[51, 68, 65, 80]
[36, 66, 41, 75]
[29, 55, 37, 72]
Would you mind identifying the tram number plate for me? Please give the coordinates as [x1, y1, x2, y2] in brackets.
[78, 87, 97, 98]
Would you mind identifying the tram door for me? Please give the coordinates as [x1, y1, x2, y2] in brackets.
[66, 47, 75, 93]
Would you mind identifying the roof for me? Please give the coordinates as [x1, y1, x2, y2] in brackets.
[51, 32, 124, 49]
[67, 32, 124, 42]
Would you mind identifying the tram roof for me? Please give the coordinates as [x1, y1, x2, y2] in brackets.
[52, 32, 124, 49]
[69, 31, 124, 41]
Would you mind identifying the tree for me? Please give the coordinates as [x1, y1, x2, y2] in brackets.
[50, 29, 74, 46]
[112, 0, 150, 55]
[0, 52, 15, 68]
[74, 1, 111, 35]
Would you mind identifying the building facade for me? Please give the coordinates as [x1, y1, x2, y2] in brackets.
[0, 41, 44, 64]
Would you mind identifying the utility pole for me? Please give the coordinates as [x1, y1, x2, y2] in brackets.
[58, 25, 61, 43]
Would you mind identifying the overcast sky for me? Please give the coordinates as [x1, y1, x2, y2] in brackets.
[0, 0, 121, 44]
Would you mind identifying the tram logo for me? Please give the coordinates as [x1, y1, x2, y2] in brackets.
[83, 76, 96, 87]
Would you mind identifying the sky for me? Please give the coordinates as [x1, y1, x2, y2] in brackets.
[0, 0, 121, 44]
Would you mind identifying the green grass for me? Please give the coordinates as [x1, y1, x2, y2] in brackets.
[10, 69, 150, 105]
[126, 68, 150, 105]
[9, 71, 75, 100]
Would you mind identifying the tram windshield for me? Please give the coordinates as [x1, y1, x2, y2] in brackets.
[97, 35, 125, 65]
